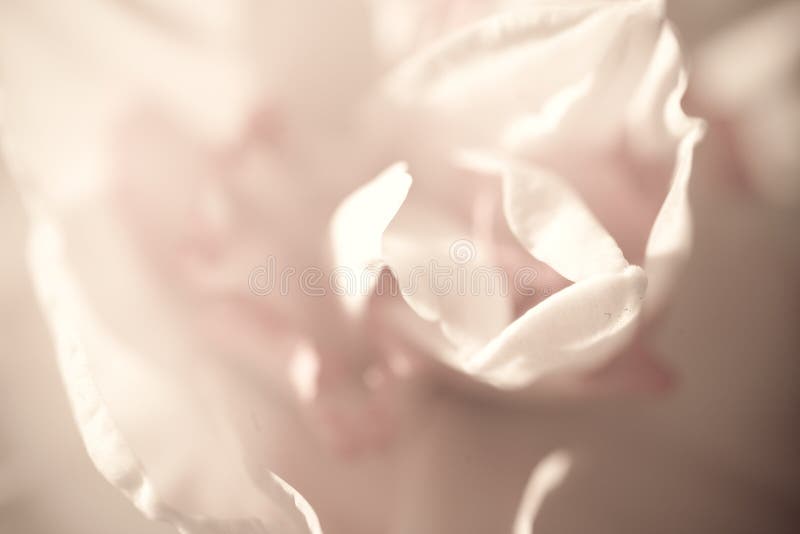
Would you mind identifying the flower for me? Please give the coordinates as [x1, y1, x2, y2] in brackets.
[0, 1, 701, 533]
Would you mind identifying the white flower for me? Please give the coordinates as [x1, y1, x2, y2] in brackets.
[0, 1, 701, 533]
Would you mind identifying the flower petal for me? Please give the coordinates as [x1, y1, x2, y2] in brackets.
[640, 28, 705, 314]
[643, 120, 704, 315]
[464, 265, 647, 389]
[380, 163, 514, 353]
[329, 162, 412, 315]
[27, 220, 323, 534]
[513, 451, 571, 534]
[502, 160, 629, 282]
[385, 0, 668, 153]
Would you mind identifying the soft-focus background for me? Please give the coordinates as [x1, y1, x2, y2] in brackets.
[2, 1, 799, 533]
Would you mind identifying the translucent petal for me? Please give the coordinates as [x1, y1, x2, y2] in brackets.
[329, 162, 412, 315]
[503, 162, 629, 282]
[385, 0, 668, 152]
[381, 164, 513, 353]
[27, 220, 323, 534]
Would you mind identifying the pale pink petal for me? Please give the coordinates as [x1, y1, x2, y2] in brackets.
[380, 161, 514, 353]
[329, 162, 412, 315]
[385, 1, 667, 152]
[643, 120, 704, 315]
[464, 266, 647, 389]
[384, 0, 699, 272]
[26, 221, 323, 534]
[502, 161, 629, 282]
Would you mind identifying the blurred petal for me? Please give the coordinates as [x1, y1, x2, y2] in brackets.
[369, 0, 510, 65]
[513, 451, 571, 534]
[689, 1, 800, 205]
[26, 221, 323, 533]
[385, 0, 669, 152]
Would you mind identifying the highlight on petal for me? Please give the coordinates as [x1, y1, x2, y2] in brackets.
[625, 18, 695, 156]
[384, 0, 669, 152]
[641, 31, 706, 314]
[513, 451, 571, 534]
[502, 161, 629, 282]
[329, 162, 412, 315]
[26, 220, 323, 534]
[643, 119, 704, 315]
[501, 72, 595, 146]
[464, 266, 647, 389]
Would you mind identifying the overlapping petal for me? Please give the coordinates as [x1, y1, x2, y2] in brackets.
[348, 0, 702, 391]
[27, 220, 322, 534]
